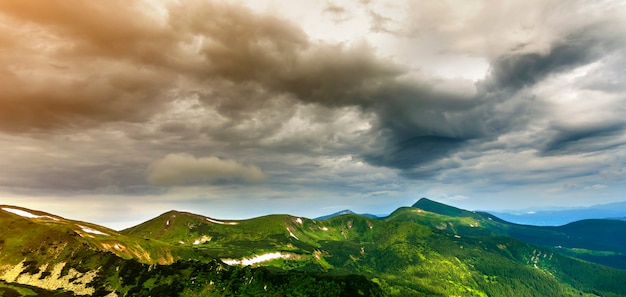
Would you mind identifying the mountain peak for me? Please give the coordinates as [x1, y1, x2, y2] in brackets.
[411, 198, 470, 217]
[411, 197, 434, 207]
[315, 209, 356, 220]
[411, 197, 450, 209]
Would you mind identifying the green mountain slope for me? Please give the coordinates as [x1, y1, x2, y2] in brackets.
[0, 206, 382, 296]
[123, 207, 626, 296]
[2, 202, 626, 296]
[403, 198, 626, 269]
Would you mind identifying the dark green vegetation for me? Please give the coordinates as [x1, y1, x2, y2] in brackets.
[0, 206, 380, 296]
[1, 201, 625, 296]
[406, 198, 626, 269]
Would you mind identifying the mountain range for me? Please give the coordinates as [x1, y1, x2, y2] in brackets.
[488, 200, 626, 226]
[1, 199, 625, 296]
[316, 200, 626, 226]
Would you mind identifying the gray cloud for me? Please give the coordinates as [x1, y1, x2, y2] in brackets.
[365, 135, 465, 170]
[481, 23, 621, 91]
[1, 0, 626, 224]
[147, 153, 267, 186]
[542, 122, 626, 155]
[1, 0, 621, 176]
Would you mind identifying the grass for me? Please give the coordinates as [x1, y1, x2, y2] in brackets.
[3, 203, 626, 297]
[0, 281, 38, 296]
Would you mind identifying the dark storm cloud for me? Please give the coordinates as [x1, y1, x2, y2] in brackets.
[167, 0, 485, 171]
[1, 0, 625, 187]
[481, 24, 620, 91]
[454, 21, 626, 159]
[366, 136, 465, 170]
[542, 122, 626, 155]
[208, 16, 625, 173]
[367, 20, 625, 172]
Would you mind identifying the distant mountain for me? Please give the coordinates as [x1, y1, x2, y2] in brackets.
[404, 198, 626, 269]
[2, 202, 626, 296]
[315, 209, 357, 220]
[315, 209, 380, 220]
[490, 200, 626, 226]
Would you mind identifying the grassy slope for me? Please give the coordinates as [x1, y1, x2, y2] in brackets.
[0, 207, 382, 297]
[404, 198, 626, 269]
[321, 214, 626, 297]
[123, 208, 626, 296]
[3, 203, 626, 296]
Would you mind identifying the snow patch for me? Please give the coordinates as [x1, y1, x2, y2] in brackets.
[192, 235, 211, 245]
[222, 252, 293, 266]
[166, 220, 170, 226]
[321, 227, 329, 231]
[78, 225, 109, 236]
[287, 228, 298, 240]
[206, 217, 238, 225]
[295, 218, 303, 224]
[2, 207, 59, 221]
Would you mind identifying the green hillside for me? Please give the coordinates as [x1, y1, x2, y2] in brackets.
[0, 206, 381, 296]
[123, 206, 626, 296]
[403, 198, 626, 269]
[2, 202, 626, 296]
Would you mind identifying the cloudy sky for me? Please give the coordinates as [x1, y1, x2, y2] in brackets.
[1, 0, 625, 229]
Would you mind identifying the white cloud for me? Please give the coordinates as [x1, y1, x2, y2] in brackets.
[584, 184, 607, 191]
[147, 153, 267, 186]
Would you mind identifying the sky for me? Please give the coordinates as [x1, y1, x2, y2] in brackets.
[1, 0, 625, 230]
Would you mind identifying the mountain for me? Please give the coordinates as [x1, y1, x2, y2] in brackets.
[405, 198, 626, 269]
[315, 209, 380, 220]
[411, 197, 507, 222]
[2, 202, 626, 296]
[490, 200, 626, 226]
[0, 206, 381, 297]
[124, 209, 624, 296]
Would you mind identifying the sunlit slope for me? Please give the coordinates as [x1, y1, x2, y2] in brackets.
[4, 203, 625, 297]
[397, 198, 626, 269]
[124, 208, 626, 296]
[121, 210, 364, 258]
[321, 214, 626, 297]
[0, 205, 179, 265]
[0, 206, 383, 297]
